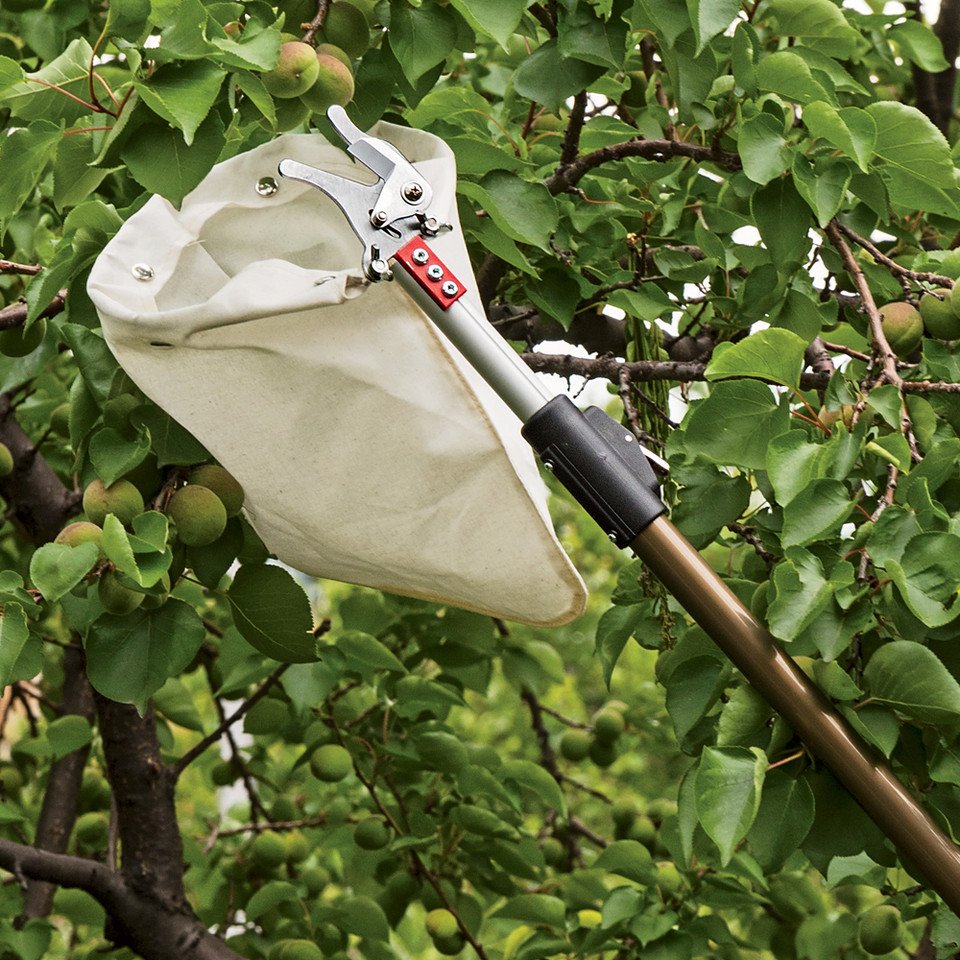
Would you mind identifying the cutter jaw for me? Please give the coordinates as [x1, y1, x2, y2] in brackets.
[278, 105, 447, 280]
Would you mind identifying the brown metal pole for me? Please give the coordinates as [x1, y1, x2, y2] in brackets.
[633, 515, 960, 912]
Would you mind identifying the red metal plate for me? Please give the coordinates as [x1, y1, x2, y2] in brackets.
[393, 237, 468, 311]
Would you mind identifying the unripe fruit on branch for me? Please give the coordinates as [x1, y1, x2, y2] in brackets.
[300, 54, 354, 113]
[425, 908, 459, 941]
[55, 521, 103, 552]
[98, 571, 144, 615]
[320, 2, 370, 58]
[354, 816, 390, 850]
[250, 830, 287, 870]
[857, 905, 905, 956]
[592, 707, 625, 742]
[277, 940, 323, 960]
[167, 485, 227, 546]
[82, 479, 144, 526]
[262, 41, 320, 98]
[0, 319, 45, 358]
[0, 443, 12, 477]
[559, 729, 591, 761]
[920, 288, 960, 340]
[75, 811, 109, 848]
[877, 301, 922, 358]
[316, 42, 352, 69]
[309, 743, 352, 782]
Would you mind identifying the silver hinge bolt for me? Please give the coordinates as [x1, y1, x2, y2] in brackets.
[426, 264, 444, 281]
[412, 248, 429, 265]
[441, 280, 459, 297]
[402, 182, 424, 202]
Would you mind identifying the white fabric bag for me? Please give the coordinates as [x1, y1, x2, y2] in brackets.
[87, 122, 587, 626]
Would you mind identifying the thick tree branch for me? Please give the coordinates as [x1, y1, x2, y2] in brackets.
[0, 291, 67, 331]
[21, 643, 95, 920]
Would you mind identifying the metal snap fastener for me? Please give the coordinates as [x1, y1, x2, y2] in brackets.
[426, 264, 444, 281]
[255, 176, 279, 197]
[131, 263, 155, 281]
[412, 247, 429, 265]
[441, 280, 458, 297]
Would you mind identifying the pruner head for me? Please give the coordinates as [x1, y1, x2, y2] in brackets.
[278, 105, 439, 280]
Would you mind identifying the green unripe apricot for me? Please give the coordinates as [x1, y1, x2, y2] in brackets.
[285, 830, 310, 863]
[0, 319, 45, 358]
[611, 800, 635, 828]
[211, 760, 238, 786]
[354, 816, 390, 850]
[98, 570, 144, 615]
[83, 478, 144, 526]
[920, 287, 960, 339]
[262, 41, 320, 98]
[300, 54, 354, 113]
[55, 521, 103, 552]
[433, 933, 466, 955]
[589, 737, 617, 768]
[541, 836, 566, 867]
[0, 766, 22, 797]
[655, 860, 683, 896]
[0, 443, 13, 478]
[167, 485, 227, 547]
[309, 743, 352, 782]
[75, 811, 109, 848]
[315, 923, 346, 955]
[270, 796, 298, 822]
[316, 43, 352, 69]
[878, 301, 923, 358]
[558, 729, 591, 762]
[250, 830, 287, 870]
[188, 464, 245, 516]
[592, 708, 625, 743]
[857, 905, 905, 956]
[320, 2, 369, 58]
[301, 865, 330, 895]
[425, 908, 459, 940]
[243, 697, 289, 735]
[628, 814, 657, 847]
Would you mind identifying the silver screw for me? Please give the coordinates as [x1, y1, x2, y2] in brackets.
[402, 182, 424, 203]
[131, 263, 155, 282]
[624, 434, 634, 442]
[372, 210, 389, 226]
[426, 264, 444, 281]
[543, 460, 554, 471]
[608, 533, 618, 543]
[441, 280, 458, 297]
[256, 176, 279, 197]
[412, 248, 429, 265]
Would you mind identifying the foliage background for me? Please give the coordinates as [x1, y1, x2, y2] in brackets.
[1, 0, 960, 958]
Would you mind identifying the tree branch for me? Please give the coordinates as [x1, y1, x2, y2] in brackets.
[0, 291, 67, 331]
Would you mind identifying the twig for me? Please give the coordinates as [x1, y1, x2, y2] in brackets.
[301, 0, 330, 43]
[0, 261, 41, 277]
[837, 223, 955, 288]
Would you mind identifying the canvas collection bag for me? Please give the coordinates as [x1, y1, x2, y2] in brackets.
[86, 122, 587, 626]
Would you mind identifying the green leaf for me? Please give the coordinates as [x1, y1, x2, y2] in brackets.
[152, 676, 205, 731]
[337, 896, 390, 941]
[890, 19, 949, 73]
[458, 172, 558, 251]
[883, 533, 960, 628]
[781, 479, 856, 548]
[45, 714, 93, 760]
[336, 631, 405, 676]
[121, 112, 226, 205]
[792, 155, 851, 227]
[683, 380, 790, 470]
[89, 426, 151, 488]
[767, 548, 853, 642]
[558, 4, 628, 69]
[767, 0, 861, 57]
[595, 603, 654, 685]
[0, 605, 30, 689]
[0, 121, 62, 229]
[747, 770, 815, 870]
[594, 840, 657, 884]
[665, 655, 728, 741]
[493, 893, 566, 928]
[706, 328, 808, 390]
[60, 324, 120, 405]
[500, 759, 566, 817]
[866, 101, 959, 216]
[685, 0, 740, 55]
[864, 641, 960, 724]
[134, 61, 225, 145]
[448, 0, 525, 47]
[85, 600, 206, 710]
[4, 39, 96, 123]
[756, 50, 831, 104]
[750, 177, 812, 267]
[716, 684, 771, 747]
[671, 463, 750, 549]
[802, 102, 875, 173]
[766, 430, 830, 506]
[738, 112, 790, 185]
[695, 746, 768, 865]
[29, 542, 99, 603]
[244, 881, 299, 921]
[105, 0, 151, 41]
[387, 3, 457, 85]
[512, 40, 605, 113]
[132, 405, 209, 466]
[227, 564, 316, 663]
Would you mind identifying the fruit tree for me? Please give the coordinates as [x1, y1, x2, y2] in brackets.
[1, 1, 960, 959]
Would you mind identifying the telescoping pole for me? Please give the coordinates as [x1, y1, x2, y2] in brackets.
[393, 258, 960, 915]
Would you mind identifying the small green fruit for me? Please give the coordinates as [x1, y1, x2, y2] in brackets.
[627, 814, 657, 847]
[300, 54, 354, 113]
[0, 766, 23, 797]
[646, 798, 678, 822]
[315, 42, 352, 69]
[354, 816, 390, 850]
[0, 319, 45, 358]
[277, 939, 323, 960]
[285, 830, 310, 863]
[270, 796, 298, 822]
[75, 811, 109, 848]
[243, 697, 289, 736]
[592, 708, 625, 742]
[188, 465, 245, 516]
[878, 301, 923, 358]
[558, 729, 591, 762]
[920, 288, 960, 339]
[83, 479, 145, 526]
[315, 923, 346, 955]
[167, 485, 227, 547]
[425, 908, 459, 940]
[0, 442, 13, 478]
[540, 836, 566, 868]
[210, 760, 237, 786]
[611, 800, 635, 828]
[655, 860, 683, 896]
[433, 933, 466, 956]
[589, 737, 617, 768]
[55, 521, 103, 552]
[262, 40, 320, 98]
[98, 571, 144, 615]
[250, 830, 287, 870]
[309, 743, 352, 782]
[857, 904, 905, 956]
[301, 865, 330, 895]
[319, 2, 369, 58]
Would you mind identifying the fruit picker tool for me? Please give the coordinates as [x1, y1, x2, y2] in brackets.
[280, 105, 960, 911]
